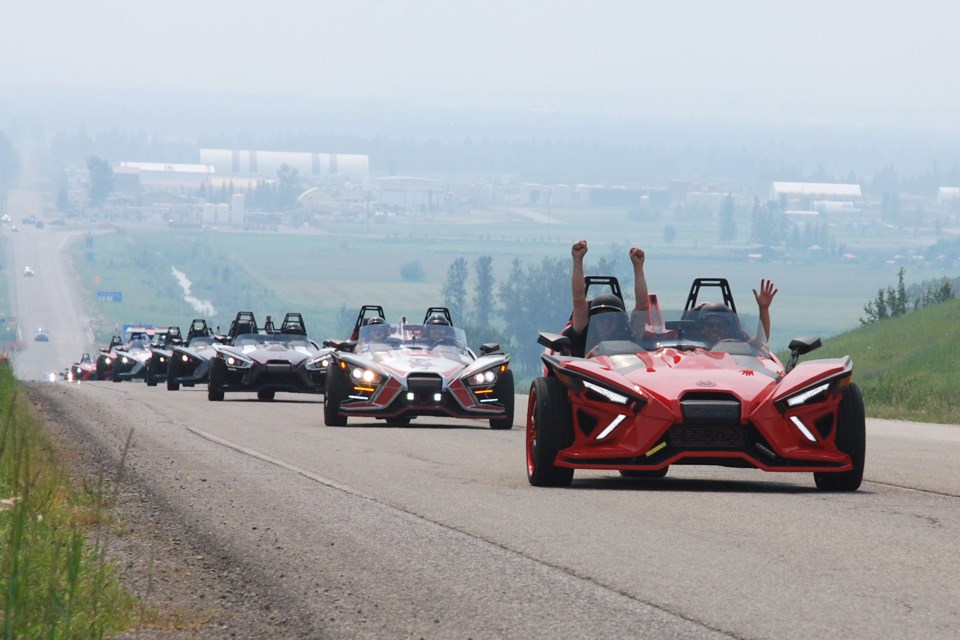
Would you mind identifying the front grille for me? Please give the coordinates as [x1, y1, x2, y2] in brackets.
[680, 392, 740, 424]
[266, 362, 292, 375]
[668, 424, 746, 449]
[408, 374, 442, 392]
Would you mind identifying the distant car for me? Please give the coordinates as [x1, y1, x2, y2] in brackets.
[142, 326, 183, 386]
[34, 328, 50, 342]
[65, 353, 98, 381]
[207, 311, 330, 401]
[166, 319, 221, 390]
[23, 266, 34, 277]
[97, 326, 156, 381]
[527, 276, 865, 491]
[322, 306, 514, 428]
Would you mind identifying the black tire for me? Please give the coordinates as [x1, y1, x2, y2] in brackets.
[324, 368, 348, 426]
[207, 358, 225, 401]
[619, 467, 669, 479]
[257, 390, 276, 401]
[526, 377, 574, 487]
[167, 358, 180, 391]
[145, 358, 157, 386]
[815, 382, 866, 491]
[96, 360, 106, 381]
[489, 369, 515, 430]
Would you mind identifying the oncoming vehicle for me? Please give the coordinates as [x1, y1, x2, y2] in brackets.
[143, 326, 183, 386]
[65, 352, 97, 381]
[323, 306, 514, 428]
[166, 319, 220, 390]
[207, 311, 330, 401]
[527, 277, 865, 491]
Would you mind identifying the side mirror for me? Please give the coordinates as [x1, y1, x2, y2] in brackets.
[537, 332, 573, 355]
[785, 336, 822, 372]
[479, 343, 501, 355]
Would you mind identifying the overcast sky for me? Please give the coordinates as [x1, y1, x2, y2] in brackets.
[3, 0, 960, 131]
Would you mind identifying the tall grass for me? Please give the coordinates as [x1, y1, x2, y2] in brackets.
[0, 361, 136, 637]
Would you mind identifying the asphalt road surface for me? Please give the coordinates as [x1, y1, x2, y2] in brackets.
[5, 184, 960, 638]
[23, 381, 960, 639]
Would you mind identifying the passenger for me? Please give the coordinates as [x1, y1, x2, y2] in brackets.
[564, 240, 649, 357]
[697, 279, 777, 348]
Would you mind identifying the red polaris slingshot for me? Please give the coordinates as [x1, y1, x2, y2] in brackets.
[527, 277, 865, 491]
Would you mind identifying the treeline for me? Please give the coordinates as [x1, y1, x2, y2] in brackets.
[861, 267, 956, 324]
[411, 249, 636, 372]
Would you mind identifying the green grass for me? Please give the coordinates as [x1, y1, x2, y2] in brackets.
[0, 361, 138, 637]
[791, 298, 960, 423]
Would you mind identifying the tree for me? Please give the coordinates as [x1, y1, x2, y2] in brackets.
[442, 257, 469, 324]
[472, 255, 495, 327]
[0, 131, 20, 192]
[400, 261, 425, 282]
[663, 224, 676, 244]
[87, 156, 113, 206]
[719, 193, 736, 243]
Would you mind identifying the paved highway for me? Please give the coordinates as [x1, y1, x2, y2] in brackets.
[6, 180, 960, 638]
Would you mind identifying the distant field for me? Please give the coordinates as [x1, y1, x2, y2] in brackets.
[61, 206, 947, 353]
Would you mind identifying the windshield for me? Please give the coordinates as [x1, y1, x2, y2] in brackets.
[584, 308, 770, 357]
[232, 332, 316, 350]
[357, 322, 469, 356]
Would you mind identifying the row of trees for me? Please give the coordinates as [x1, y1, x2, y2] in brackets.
[431, 248, 638, 372]
[860, 267, 956, 324]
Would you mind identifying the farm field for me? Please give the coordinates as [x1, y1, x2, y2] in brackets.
[61, 205, 945, 355]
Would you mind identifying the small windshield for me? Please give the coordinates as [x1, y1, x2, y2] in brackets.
[357, 322, 469, 356]
[232, 332, 315, 350]
[583, 308, 770, 357]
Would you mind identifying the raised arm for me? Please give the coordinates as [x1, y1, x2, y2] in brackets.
[753, 279, 778, 340]
[629, 247, 649, 337]
[570, 240, 589, 334]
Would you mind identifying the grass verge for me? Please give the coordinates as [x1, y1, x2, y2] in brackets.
[0, 360, 137, 637]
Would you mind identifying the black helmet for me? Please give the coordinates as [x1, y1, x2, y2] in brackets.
[697, 302, 735, 330]
[426, 314, 450, 326]
[588, 293, 625, 316]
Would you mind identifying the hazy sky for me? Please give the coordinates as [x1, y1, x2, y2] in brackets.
[3, 0, 960, 130]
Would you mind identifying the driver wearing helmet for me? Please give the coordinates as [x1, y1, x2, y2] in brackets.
[564, 240, 649, 357]
[358, 316, 392, 349]
[424, 313, 456, 346]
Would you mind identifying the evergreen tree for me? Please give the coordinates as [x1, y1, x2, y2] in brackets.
[472, 255, 495, 327]
[719, 194, 736, 243]
[87, 156, 113, 206]
[442, 257, 469, 324]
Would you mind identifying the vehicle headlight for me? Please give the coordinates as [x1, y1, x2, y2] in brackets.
[583, 380, 630, 405]
[306, 356, 331, 371]
[467, 369, 498, 386]
[350, 366, 382, 384]
[224, 354, 253, 369]
[777, 375, 849, 412]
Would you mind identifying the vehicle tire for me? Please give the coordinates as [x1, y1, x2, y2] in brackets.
[619, 467, 669, 479]
[96, 360, 106, 381]
[145, 358, 157, 386]
[489, 369, 515, 430]
[257, 390, 275, 401]
[167, 358, 180, 391]
[324, 368, 348, 426]
[526, 377, 574, 487]
[207, 358, 225, 401]
[815, 382, 866, 491]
